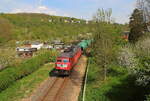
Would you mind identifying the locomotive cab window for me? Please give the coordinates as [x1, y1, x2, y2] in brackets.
[63, 59, 69, 63]
[57, 60, 62, 62]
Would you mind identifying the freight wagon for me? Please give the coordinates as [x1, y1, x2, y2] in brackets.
[78, 40, 92, 51]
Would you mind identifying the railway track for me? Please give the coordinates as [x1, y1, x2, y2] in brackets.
[28, 56, 87, 101]
[40, 77, 69, 101]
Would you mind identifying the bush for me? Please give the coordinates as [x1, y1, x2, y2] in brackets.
[0, 50, 58, 92]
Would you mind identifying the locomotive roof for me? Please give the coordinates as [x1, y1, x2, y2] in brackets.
[58, 45, 80, 58]
[59, 52, 74, 58]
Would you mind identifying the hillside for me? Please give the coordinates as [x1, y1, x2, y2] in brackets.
[0, 13, 91, 45]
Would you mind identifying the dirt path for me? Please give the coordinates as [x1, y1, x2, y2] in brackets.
[23, 55, 87, 101]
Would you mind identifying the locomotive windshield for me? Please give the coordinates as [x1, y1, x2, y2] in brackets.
[57, 59, 69, 63]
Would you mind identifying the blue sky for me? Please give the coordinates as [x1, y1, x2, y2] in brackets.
[0, 0, 135, 23]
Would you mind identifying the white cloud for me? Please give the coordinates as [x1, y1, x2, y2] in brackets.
[38, 6, 48, 10]
[10, 5, 72, 18]
[37, 6, 57, 15]
[11, 6, 64, 16]
[0, 0, 70, 17]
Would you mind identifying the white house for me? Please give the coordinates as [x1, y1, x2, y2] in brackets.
[16, 47, 31, 52]
[86, 20, 89, 24]
[31, 42, 43, 50]
[42, 45, 53, 49]
[49, 19, 52, 22]
[71, 20, 75, 23]
[77, 21, 81, 23]
[64, 20, 70, 23]
[16, 47, 37, 52]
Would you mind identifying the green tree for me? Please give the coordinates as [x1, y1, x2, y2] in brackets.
[93, 26, 115, 80]
[92, 8, 117, 80]
[129, 9, 147, 43]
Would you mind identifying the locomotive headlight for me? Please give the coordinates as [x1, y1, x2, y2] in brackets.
[63, 64, 67, 68]
[57, 64, 67, 68]
[57, 64, 61, 67]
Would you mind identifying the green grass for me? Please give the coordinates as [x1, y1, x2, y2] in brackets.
[84, 62, 131, 101]
[0, 63, 54, 101]
[83, 57, 149, 101]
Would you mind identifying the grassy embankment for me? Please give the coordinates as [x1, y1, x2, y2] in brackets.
[0, 63, 54, 101]
[0, 50, 58, 93]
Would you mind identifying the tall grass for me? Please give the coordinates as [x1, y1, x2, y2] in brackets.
[0, 64, 54, 101]
[0, 50, 58, 92]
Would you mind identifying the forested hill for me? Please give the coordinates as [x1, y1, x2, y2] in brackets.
[0, 13, 91, 44]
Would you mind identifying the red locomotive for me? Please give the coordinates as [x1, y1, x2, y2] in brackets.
[54, 45, 82, 76]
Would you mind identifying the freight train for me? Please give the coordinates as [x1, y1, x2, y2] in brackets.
[53, 40, 91, 76]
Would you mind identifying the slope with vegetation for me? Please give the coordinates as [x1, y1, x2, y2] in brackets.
[0, 13, 91, 45]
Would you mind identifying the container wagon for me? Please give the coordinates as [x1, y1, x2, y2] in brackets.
[78, 40, 92, 51]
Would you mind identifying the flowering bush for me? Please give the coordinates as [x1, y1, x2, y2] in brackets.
[117, 48, 138, 69]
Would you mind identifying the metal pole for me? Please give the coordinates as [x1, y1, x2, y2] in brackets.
[83, 58, 89, 101]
